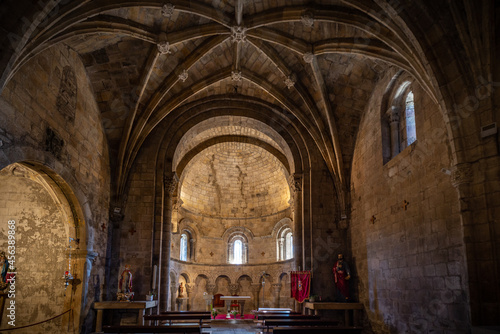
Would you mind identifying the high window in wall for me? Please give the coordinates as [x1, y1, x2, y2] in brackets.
[180, 233, 188, 261]
[276, 225, 293, 261]
[381, 75, 417, 164]
[405, 91, 416, 146]
[228, 234, 248, 264]
[179, 229, 195, 262]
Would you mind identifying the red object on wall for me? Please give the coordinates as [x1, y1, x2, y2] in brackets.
[290, 271, 311, 303]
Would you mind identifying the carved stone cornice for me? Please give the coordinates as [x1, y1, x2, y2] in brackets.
[451, 163, 473, 187]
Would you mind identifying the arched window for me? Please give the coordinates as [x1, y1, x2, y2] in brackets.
[381, 78, 417, 163]
[233, 240, 243, 264]
[285, 232, 293, 260]
[180, 233, 188, 261]
[405, 91, 416, 146]
[227, 234, 248, 264]
[276, 225, 293, 261]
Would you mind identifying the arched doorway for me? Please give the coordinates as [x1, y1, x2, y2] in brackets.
[0, 162, 87, 333]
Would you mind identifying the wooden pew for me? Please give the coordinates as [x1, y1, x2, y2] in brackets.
[160, 311, 211, 315]
[262, 319, 339, 332]
[256, 314, 319, 321]
[272, 326, 363, 334]
[144, 313, 212, 326]
[102, 324, 202, 333]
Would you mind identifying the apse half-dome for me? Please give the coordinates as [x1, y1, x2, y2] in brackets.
[179, 141, 290, 219]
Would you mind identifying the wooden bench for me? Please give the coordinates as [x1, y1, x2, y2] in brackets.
[102, 324, 202, 333]
[272, 326, 363, 334]
[144, 313, 212, 326]
[160, 311, 211, 315]
[257, 314, 319, 321]
[262, 319, 339, 332]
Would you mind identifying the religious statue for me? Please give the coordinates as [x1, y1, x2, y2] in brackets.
[178, 282, 185, 298]
[117, 264, 134, 301]
[0, 251, 9, 291]
[333, 253, 351, 301]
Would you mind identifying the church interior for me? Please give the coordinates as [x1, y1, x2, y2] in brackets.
[0, 0, 499, 333]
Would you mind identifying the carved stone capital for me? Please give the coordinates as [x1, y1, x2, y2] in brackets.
[451, 163, 473, 187]
[164, 173, 179, 195]
[206, 284, 216, 294]
[229, 283, 240, 294]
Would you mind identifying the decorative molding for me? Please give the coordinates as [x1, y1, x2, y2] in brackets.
[231, 70, 242, 82]
[284, 74, 296, 89]
[302, 52, 314, 63]
[161, 3, 175, 18]
[231, 26, 247, 43]
[301, 10, 314, 27]
[157, 41, 172, 55]
[451, 163, 473, 187]
[178, 69, 189, 82]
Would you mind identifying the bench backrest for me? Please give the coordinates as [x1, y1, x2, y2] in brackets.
[103, 325, 202, 333]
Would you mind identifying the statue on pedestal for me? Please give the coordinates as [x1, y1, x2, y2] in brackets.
[178, 282, 185, 298]
[333, 253, 351, 301]
[117, 264, 134, 301]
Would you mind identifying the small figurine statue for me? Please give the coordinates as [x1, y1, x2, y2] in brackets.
[333, 253, 351, 301]
[178, 282, 185, 298]
[117, 264, 134, 301]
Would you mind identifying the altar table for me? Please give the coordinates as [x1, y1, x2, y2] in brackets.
[219, 296, 251, 315]
[303, 302, 363, 327]
[93, 300, 158, 332]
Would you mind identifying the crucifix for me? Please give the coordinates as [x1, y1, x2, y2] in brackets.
[370, 215, 376, 224]
[402, 200, 410, 211]
[128, 225, 137, 236]
[101, 222, 106, 232]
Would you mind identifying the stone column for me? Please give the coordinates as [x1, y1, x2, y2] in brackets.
[250, 283, 261, 310]
[272, 283, 282, 308]
[186, 283, 194, 311]
[171, 284, 179, 310]
[389, 108, 400, 158]
[159, 173, 178, 311]
[290, 174, 303, 269]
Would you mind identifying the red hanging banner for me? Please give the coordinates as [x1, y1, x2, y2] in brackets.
[290, 271, 311, 303]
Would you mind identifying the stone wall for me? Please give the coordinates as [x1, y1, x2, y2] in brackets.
[0, 44, 110, 332]
[350, 74, 470, 333]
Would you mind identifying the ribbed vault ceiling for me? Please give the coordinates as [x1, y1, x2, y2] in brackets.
[5, 0, 441, 207]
